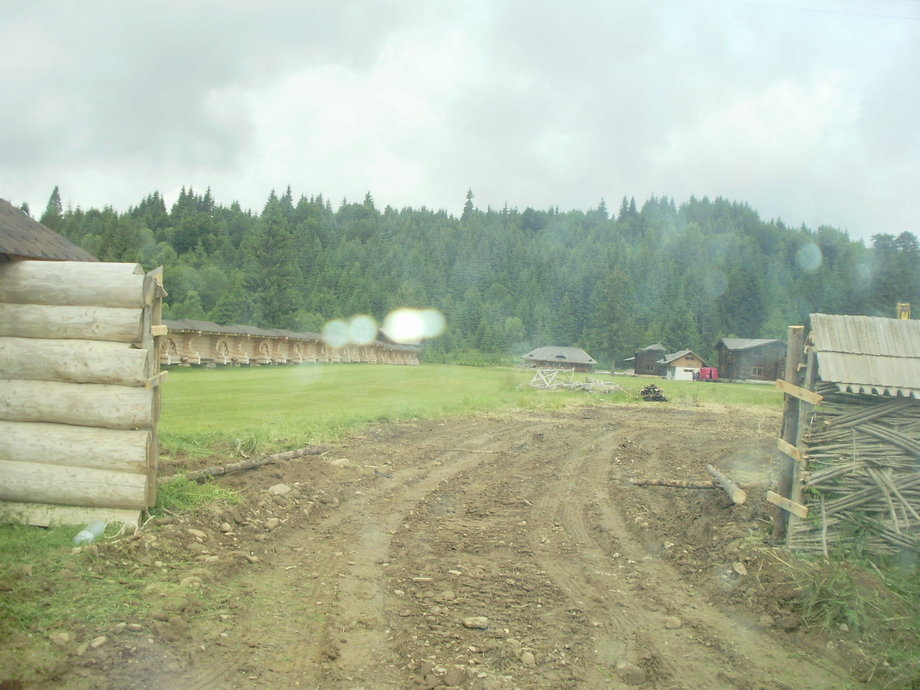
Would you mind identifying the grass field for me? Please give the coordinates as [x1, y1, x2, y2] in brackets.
[159, 364, 783, 455]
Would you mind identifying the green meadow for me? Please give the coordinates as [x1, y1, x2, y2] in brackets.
[159, 364, 783, 455]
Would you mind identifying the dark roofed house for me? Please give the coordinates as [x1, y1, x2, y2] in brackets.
[523, 346, 597, 373]
[0, 198, 97, 262]
[634, 343, 666, 377]
[716, 337, 786, 381]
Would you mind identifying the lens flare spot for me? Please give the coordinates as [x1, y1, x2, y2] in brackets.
[321, 319, 349, 349]
[383, 308, 446, 344]
[796, 242, 822, 272]
[419, 308, 446, 338]
[349, 315, 378, 345]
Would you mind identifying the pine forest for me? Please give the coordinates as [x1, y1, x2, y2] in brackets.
[34, 185, 920, 368]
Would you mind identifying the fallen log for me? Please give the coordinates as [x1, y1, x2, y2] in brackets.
[158, 445, 329, 484]
[631, 478, 717, 489]
[706, 464, 748, 505]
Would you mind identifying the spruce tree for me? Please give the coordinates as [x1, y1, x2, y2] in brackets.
[40, 186, 63, 230]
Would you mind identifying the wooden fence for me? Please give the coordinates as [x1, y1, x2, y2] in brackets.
[771, 324, 919, 556]
[0, 261, 164, 527]
[787, 387, 919, 555]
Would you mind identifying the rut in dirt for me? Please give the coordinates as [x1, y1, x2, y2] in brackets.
[174, 408, 852, 689]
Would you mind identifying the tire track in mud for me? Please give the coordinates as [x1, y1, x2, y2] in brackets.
[177, 409, 853, 690]
[311, 432, 525, 687]
[527, 414, 850, 689]
[181, 417, 529, 689]
[527, 424, 653, 684]
[384, 417, 594, 687]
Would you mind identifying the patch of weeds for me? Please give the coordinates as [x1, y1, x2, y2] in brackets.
[0, 524, 152, 640]
[160, 431, 224, 457]
[791, 543, 920, 688]
[233, 434, 264, 457]
[799, 559, 882, 633]
[151, 476, 240, 517]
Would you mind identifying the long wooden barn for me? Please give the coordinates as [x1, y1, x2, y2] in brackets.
[772, 313, 920, 556]
[162, 319, 421, 367]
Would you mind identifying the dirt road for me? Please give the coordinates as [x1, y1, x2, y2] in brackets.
[52, 405, 855, 688]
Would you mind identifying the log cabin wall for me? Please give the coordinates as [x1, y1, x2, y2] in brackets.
[0, 260, 164, 526]
[717, 340, 786, 381]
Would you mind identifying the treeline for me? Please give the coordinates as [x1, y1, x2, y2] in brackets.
[35, 185, 920, 367]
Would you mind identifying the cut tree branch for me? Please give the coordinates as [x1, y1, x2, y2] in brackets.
[158, 445, 329, 484]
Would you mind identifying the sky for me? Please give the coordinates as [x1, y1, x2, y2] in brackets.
[1, 0, 918, 243]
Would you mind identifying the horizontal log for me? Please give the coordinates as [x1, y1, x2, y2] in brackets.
[159, 445, 330, 484]
[776, 438, 804, 463]
[0, 303, 144, 342]
[0, 337, 151, 386]
[631, 478, 717, 489]
[706, 464, 748, 504]
[145, 371, 168, 389]
[0, 261, 150, 308]
[0, 379, 154, 429]
[775, 378, 823, 405]
[0, 500, 141, 528]
[766, 490, 809, 518]
[0, 421, 150, 472]
[0, 459, 148, 510]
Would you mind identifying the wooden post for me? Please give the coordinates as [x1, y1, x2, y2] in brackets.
[145, 267, 164, 507]
[773, 325, 806, 541]
[786, 345, 818, 545]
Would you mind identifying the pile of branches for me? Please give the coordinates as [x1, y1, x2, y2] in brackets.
[788, 386, 920, 556]
[529, 369, 625, 393]
[640, 384, 667, 402]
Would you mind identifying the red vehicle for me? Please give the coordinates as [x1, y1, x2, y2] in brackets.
[694, 367, 719, 381]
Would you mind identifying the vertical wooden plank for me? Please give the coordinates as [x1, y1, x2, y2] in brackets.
[773, 325, 806, 542]
[145, 267, 164, 508]
[786, 345, 818, 546]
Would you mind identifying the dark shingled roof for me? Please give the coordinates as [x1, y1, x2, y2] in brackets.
[523, 346, 597, 365]
[661, 349, 705, 365]
[0, 198, 98, 261]
[718, 337, 784, 351]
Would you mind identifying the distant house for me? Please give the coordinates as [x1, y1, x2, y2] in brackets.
[523, 346, 597, 373]
[634, 343, 666, 377]
[0, 198, 97, 262]
[662, 349, 706, 380]
[716, 338, 786, 381]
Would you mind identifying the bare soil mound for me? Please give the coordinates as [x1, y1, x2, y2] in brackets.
[18, 405, 860, 688]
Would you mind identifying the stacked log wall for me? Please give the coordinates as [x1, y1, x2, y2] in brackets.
[0, 261, 163, 525]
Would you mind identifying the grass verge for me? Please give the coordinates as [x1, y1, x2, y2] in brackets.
[158, 364, 782, 456]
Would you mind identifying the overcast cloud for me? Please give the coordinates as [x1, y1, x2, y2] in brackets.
[1, 0, 917, 242]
